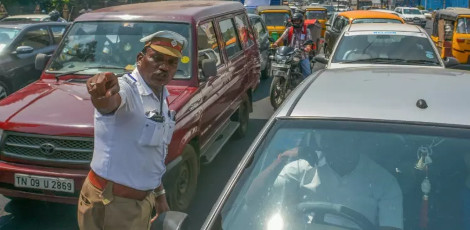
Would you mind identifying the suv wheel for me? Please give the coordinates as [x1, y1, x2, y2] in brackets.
[232, 96, 249, 139]
[167, 145, 198, 212]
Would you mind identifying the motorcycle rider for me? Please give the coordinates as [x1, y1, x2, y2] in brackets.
[272, 12, 313, 79]
[49, 10, 67, 22]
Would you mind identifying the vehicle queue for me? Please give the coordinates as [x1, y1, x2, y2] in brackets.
[0, 1, 469, 230]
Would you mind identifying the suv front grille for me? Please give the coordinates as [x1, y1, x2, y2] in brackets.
[1, 132, 93, 164]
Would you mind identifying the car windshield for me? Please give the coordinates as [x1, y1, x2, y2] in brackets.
[332, 33, 440, 66]
[403, 9, 421, 14]
[47, 21, 192, 79]
[306, 10, 327, 20]
[457, 18, 470, 34]
[219, 119, 470, 230]
[0, 27, 20, 51]
[322, 5, 335, 12]
[246, 7, 257, 14]
[261, 13, 290, 26]
[352, 18, 402, 24]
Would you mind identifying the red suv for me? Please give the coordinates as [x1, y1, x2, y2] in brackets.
[0, 1, 260, 211]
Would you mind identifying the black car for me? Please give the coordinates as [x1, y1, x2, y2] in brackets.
[248, 14, 273, 79]
[0, 21, 67, 99]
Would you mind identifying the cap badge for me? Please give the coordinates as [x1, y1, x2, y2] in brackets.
[171, 40, 177, 47]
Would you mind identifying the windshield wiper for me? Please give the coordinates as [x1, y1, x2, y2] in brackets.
[53, 66, 128, 82]
[341, 58, 404, 64]
[341, 58, 439, 65]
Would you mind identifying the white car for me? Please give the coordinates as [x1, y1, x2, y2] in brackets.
[420, 9, 432, 19]
[1, 14, 67, 22]
[315, 23, 456, 69]
[394, 7, 426, 27]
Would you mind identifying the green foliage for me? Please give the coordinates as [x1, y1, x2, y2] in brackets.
[417, 5, 425, 10]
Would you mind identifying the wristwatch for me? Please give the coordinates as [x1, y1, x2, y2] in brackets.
[152, 189, 166, 197]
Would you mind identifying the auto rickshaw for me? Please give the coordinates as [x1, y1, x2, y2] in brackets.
[301, 6, 328, 37]
[257, 5, 292, 45]
[431, 8, 470, 64]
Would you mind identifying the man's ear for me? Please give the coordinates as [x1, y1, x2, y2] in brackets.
[136, 52, 144, 66]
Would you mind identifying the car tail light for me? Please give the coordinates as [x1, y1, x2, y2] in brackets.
[457, 38, 465, 43]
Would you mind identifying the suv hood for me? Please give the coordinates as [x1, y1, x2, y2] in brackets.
[0, 79, 194, 136]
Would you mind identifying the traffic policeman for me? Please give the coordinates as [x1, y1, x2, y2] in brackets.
[78, 30, 186, 229]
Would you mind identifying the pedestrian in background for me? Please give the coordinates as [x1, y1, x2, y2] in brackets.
[78, 30, 185, 229]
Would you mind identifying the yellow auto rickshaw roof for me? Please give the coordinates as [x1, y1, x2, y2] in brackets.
[257, 5, 292, 13]
[338, 10, 405, 23]
[435, 8, 470, 20]
[301, 6, 327, 11]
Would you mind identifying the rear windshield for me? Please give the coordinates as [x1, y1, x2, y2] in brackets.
[48, 21, 192, 79]
[306, 10, 327, 20]
[352, 18, 403, 24]
[332, 33, 441, 66]
[457, 18, 470, 34]
[0, 27, 20, 51]
[403, 9, 421, 14]
[261, 13, 291, 26]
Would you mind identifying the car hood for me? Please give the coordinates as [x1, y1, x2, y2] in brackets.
[0, 79, 194, 136]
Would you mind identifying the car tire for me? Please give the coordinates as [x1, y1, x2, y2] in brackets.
[0, 81, 10, 99]
[167, 145, 198, 212]
[232, 96, 250, 139]
[261, 58, 271, 80]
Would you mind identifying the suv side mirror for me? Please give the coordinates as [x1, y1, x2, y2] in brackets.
[443, 57, 459, 68]
[314, 54, 329, 64]
[14, 46, 34, 55]
[200, 59, 217, 81]
[150, 211, 188, 230]
[35, 53, 52, 70]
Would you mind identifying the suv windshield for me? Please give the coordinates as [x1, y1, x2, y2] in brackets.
[0, 27, 20, 51]
[403, 9, 421, 14]
[47, 21, 191, 79]
[306, 10, 326, 20]
[332, 33, 440, 66]
[261, 13, 290, 26]
[219, 119, 470, 230]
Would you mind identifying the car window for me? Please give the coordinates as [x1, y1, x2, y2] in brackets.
[331, 33, 441, 66]
[197, 21, 223, 73]
[457, 18, 470, 34]
[253, 19, 268, 43]
[19, 27, 50, 49]
[352, 18, 403, 24]
[218, 18, 243, 59]
[260, 13, 290, 26]
[404, 9, 421, 14]
[50, 25, 66, 44]
[217, 119, 470, 230]
[333, 16, 346, 31]
[47, 21, 192, 79]
[306, 10, 327, 20]
[234, 14, 255, 49]
[0, 27, 21, 51]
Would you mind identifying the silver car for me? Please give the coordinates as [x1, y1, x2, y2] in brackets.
[193, 67, 470, 230]
[316, 23, 454, 69]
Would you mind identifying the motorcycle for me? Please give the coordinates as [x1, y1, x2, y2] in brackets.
[269, 40, 313, 109]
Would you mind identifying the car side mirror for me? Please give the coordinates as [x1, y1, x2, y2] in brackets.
[443, 57, 459, 68]
[268, 37, 275, 43]
[150, 211, 188, 230]
[35, 53, 52, 71]
[200, 59, 217, 81]
[14, 46, 34, 55]
[314, 54, 329, 64]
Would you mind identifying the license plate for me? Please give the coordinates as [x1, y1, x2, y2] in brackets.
[272, 63, 290, 68]
[14, 173, 74, 193]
